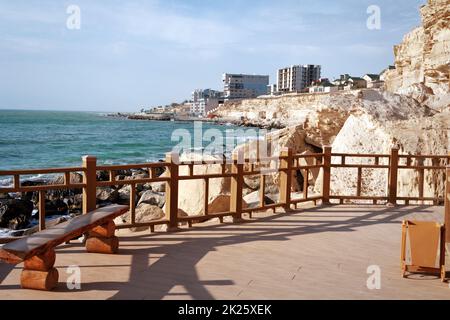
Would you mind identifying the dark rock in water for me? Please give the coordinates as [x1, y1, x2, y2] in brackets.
[0, 193, 11, 200]
[21, 179, 48, 187]
[155, 160, 166, 177]
[0, 199, 33, 230]
[116, 169, 132, 177]
[68, 194, 83, 211]
[96, 170, 110, 182]
[44, 199, 69, 216]
[20, 180, 48, 201]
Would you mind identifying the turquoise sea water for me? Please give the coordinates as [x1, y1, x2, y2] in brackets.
[0, 109, 247, 175]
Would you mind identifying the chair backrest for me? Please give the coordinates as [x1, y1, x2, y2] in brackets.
[406, 220, 441, 268]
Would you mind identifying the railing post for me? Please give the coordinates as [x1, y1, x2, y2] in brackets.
[279, 148, 292, 211]
[388, 147, 399, 206]
[38, 190, 46, 231]
[322, 146, 332, 204]
[230, 150, 244, 222]
[165, 152, 179, 231]
[82, 155, 97, 214]
[445, 166, 450, 243]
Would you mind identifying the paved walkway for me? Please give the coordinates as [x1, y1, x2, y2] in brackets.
[0, 205, 448, 299]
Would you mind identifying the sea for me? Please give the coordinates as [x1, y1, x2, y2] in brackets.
[0, 109, 258, 186]
[0, 109, 259, 236]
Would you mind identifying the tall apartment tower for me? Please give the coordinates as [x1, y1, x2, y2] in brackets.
[222, 73, 269, 100]
[277, 65, 321, 93]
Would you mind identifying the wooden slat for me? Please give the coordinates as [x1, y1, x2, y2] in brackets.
[64, 172, 71, 185]
[13, 174, 19, 189]
[130, 183, 136, 224]
[109, 170, 116, 182]
[204, 178, 209, 216]
[356, 167, 362, 197]
[303, 169, 308, 200]
[39, 190, 46, 231]
[259, 174, 266, 207]
[0, 205, 129, 264]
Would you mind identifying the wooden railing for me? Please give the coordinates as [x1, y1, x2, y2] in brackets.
[0, 147, 448, 235]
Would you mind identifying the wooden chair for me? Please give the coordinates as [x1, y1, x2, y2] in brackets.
[0, 204, 128, 290]
[401, 220, 446, 281]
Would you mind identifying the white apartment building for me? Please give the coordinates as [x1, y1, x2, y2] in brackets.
[277, 65, 321, 93]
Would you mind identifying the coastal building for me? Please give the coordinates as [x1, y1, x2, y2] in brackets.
[333, 74, 367, 90]
[363, 74, 384, 88]
[308, 78, 338, 93]
[277, 64, 321, 93]
[190, 89, 224, 117]
[222, 73, 269, 100]
[267, 84, 278, 95]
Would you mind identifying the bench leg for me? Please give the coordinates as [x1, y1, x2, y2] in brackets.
[86, 221, 119, 254]
[21, 249, 58, 291]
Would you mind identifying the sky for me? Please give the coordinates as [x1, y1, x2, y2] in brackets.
[0, 0, 425, 112]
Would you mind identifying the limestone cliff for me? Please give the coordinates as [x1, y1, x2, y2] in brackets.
[215, 89, 434, 148]
[384, 0, 450, 111]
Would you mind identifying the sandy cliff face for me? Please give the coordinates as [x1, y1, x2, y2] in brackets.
[384, 0, 450, 111]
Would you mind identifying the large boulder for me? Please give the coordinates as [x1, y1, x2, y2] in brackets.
[117, 185, 138, 205]
[177, 153, 231, 216]
[243, 191, 277, 209]
[96, 187, 119, 203]
[0, 199, 33, 230]
[324, 111, 449, 201]
[114, 203, 165, 232]
[138, 190, 165, 208]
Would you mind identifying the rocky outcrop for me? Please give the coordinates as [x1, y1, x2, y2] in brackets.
[384, 0, 450, 111]
[0, 199, 33, 230]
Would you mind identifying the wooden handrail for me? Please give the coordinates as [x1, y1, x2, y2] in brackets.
[0, 147, 448, 235]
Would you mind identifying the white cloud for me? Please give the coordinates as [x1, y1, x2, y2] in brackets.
[90, 2, 245, 50]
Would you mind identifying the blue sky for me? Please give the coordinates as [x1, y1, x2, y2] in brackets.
[0, 0, 425, 112]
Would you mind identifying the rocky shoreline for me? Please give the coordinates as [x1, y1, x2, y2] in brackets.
[107, 111, 287, 130]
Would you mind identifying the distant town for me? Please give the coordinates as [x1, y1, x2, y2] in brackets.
[131, 64, 395, 119]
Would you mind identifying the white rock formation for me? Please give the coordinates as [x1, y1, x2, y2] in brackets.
[384, 0, 450, 112]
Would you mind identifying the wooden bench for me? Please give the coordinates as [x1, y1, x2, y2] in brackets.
[0, 204, 128, 291]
